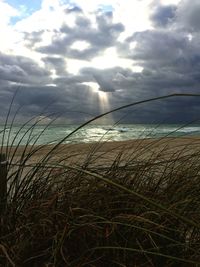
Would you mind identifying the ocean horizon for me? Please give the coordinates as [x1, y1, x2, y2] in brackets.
[0, 123, 200, 146]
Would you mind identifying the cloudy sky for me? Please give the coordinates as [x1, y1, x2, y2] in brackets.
[1, 0, 200, 124]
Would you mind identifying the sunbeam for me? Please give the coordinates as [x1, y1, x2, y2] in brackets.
[83, 82, 114, 124]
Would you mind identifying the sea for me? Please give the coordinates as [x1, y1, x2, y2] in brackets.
[0, 124, 200, 146]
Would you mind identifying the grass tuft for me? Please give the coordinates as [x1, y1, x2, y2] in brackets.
[1, 94, 200, 266]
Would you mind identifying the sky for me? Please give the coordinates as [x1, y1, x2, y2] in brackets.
[0, 0, 200, 124]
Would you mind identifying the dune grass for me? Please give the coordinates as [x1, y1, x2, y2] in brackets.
[1, 94, 200, 266]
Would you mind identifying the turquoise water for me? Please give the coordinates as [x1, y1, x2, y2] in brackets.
[0, 124, 200, 146]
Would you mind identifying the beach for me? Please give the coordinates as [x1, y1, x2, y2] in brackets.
[6, 135, 200, 168]
[3, 135, 200, 266]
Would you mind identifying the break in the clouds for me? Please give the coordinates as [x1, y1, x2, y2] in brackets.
[0, 0, 200, 124]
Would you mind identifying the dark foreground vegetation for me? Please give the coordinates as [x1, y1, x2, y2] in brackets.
[1, 93, 200, 266]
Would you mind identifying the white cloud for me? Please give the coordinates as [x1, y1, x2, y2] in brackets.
[66, 59, 91, 74]
[0, 0, 70, 65]
[90, 47, 140, 71]
[67, 0, 116, 12]
[129, 41, 137, 50]
[70, 41, 91, 51]
[0, 0, 199, 124]
[15, 4, 64, 32]
[0, 1, 21, 52]
[41, 0, 61, 10]
[0, 0, 153, 54]
[67, 0, 153, 40]
[113, 0, 153, 40]
[0, 0, 19, 25]
[0, 0, 173, 75]
[161, 0, 181, 5]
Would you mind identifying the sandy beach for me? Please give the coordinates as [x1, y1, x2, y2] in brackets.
[5, 135, 200, 168]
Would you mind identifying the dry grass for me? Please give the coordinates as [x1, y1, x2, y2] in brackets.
[1, 94, 200, 266]
[1, 135, 200, 266]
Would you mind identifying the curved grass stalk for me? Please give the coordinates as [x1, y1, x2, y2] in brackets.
[2, 93, 200, 266]
[0, 89, 19, 155]
[72, 219, 190, 249]
[83, 246, 200, 265]
[27, 161, 200, 230]
[10, 158, 200, 230]
[37, 93, 200, 165]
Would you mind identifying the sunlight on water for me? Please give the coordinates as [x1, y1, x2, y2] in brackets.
[1, 124, 200, 146]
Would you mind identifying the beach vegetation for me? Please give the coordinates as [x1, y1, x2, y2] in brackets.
[1, 94, 200, 266]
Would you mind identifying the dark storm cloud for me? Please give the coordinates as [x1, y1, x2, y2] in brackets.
[42, 56, 67, 76]
[116, 1, 200, 95]
[124, 30, 188, 66]
[176, 0, 200, 32]
[150, 4, 176, 27]
[2, 1, 200, 124]
[0, 53, 61, 121]
[0, 53, 103, 122]
[0, 78, 101, 123]
[93, 74, 115, 92]
[116, 28, 200, 97]
[37, 11, 124, 60]
[0, 47, 101, 121]
[79, 66, 141, 93]
[23, 30, 44, 48]
[0, 52, 51, 84]
[112, 0, 200, 123]
[79, 67, 122, 92]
